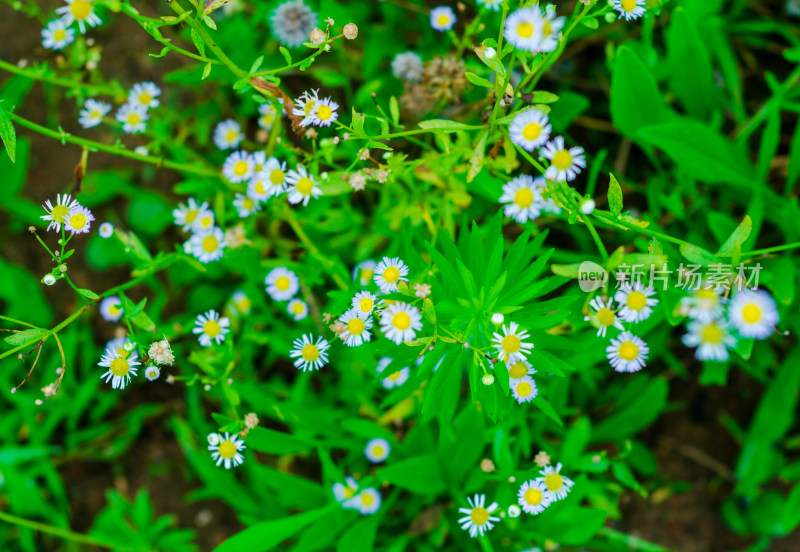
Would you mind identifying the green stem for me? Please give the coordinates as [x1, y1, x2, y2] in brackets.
[584, 216, 609, 262]
[283, 207, 348, 290]
[740, 241, 800, 257]
[0, 58, 122, 97]
[0, 510, 134, 551]
[6, 111, 218, 177]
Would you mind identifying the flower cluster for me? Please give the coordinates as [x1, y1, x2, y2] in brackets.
[173, 198, 228, 264]
[41, 194, 95, 235]
[293, 89, 340, 128]
[333, 477, 382, 515]
[41, 0, 102, 51]
[492, 321, 537, 404]
[504, 6, 565, 54]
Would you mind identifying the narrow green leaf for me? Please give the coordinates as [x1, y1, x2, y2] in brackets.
[213, 506, 336, 552]
[464, 71, 493, 88]
[3, 328, 47, 347]
[0, 105, 17, 163]
[608, 174, 623, 216]
[610, 46, 670, 138]
[717, 215, 752, 256]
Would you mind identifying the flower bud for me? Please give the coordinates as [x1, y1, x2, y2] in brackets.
[491, 313, 504, 325]
[309, 28, 326, 46]
[580, 198, 596, 214]
[343, 23, 358, 40]
[42, 274, 56, 286]
[482, 374, 495, 386]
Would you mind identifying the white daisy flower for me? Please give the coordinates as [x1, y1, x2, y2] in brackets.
[333, 476, 359, 503]
[509, 109, 551, 152]
[351, 290, 377, 315]
[99, 296, 123, 322]
[430, 6, 456, 31]
[353, 260, 377, 286]
[304, 97, 338, 127]
[222, 151, 255, 183]
[56, 0, 101, 33]
[517, 479, 554, 514]
[292, 89, 320, 120]
[500, 174, 544, 223]
[41, 19, 75, 50]
[380, 302, 422, 345]
[209, 432, 245, 469]
[728, 289, 779, 339]
[512, 376, 538, 404]
[287, 298, 309, 321]
[233, 193, 261, 218]
[98, 345, 140, 390]
[458, 494, 500, 538]
[258, 103, 278, 131]
[339, 308, 373, 347]
[391, 51, 424, 82]
[374, 257, 409, 293]
[264, 267, 299, 301]
[128, 82, 161, 110]
[379, 359, 410, 389]
[289, 333, 330, 372]
[507, 504, 521, 518]
[541, 136, 586, 182]
[584, 296, 624, 337]
[249, 157, 288, 200]
[116, 103, 148, 134]
[364, 438, 390, 463]
[98, 222, 114, 238]
[144, 366, 160, 381]
[507, 357, 536, 381]
[682, 319, 736, 362]
[105, 336, 133, 358]
[65, 205, 94, 234]
[536, 463, 574, 501]
[192, 209, 216, 234]
[192, 310, 230, 346]
[613, 0, 646, 21]
[503, 8, 543, 52]
[41, 194, 79, 232]
[606, 331, 649, 373]
[270, 0, 318, 48]
[491, 322, 533, 363]
[173, 198, 210, 232]
[250, 151, 267, 174]
[477, 0, 502, 11]
[537, 10, 565, 53]
[345, 488, 382, 515]
[231, 290, 252, 316]
[189, 227, 227, 263]
[679, 286, 725, 323]
[614, 282, 659, 323]
[286, 165, 322, 206]
[213, 119, 244, 150]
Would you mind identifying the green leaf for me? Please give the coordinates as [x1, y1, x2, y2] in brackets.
[0, 104, 16, 162]
[608, 174, 623, 216]
[467, 130, 487, 183]
[378, 454, 446, 495]
[532, 395, 563, 427]
[247, 427, 315, 455]
[417, 119, 474, 132]
[4, 328, 47, 347]
[717, 215, 752, 257]
[781, 484, 800, 532]
[679, 243, 718, 266]
[638, 119, 757, 188]
[131, 311, 157, 333]
[336, 517, 378, 552]
[464, 72, 493, 89]
[666, 8, 714, 118]
[592, 378, 668, 442]
[530, 90, 559, 104]
[203, 0, 232, 15]
[610, 46, 670, 139]
[77, 288, 100, 300]
[213, 506, 337, 552]
[279, 46, 292, 65]
[389, 96, 400, 126]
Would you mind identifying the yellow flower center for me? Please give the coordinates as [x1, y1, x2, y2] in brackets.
[109, 357, 130, 377]
[292, 302, 305, 314]
[742, 303, 762, 324]
[301, 343, 319, 361]
[296, 177, 314, 195]
[225, 129, 239, 142]
[361, 493, 375, 506]
[201, 235, 218, 253]
[372, 445, 384, 457]
[618, 341, 639, 361]
[233, 160, 249, 176]
[525, 488, 543, 505]
[243, 198, 254, 210]
[621, 0, 637, 12]
[316, 105, 333, 121]
[522, 122, 542, 141]
[218, 440, 237, 459]
[53, 29, 66, 41]
[392, 312, 411, 330]
[139, 92, 152, 105]
[544, 473, 563, 491]
[275, 276, 290, 291]
[361, 268, 374, 281]
[255, 180, 268, 194]
[203, 320, 221, 337]
[516, 21, 533, 38]
[343, 486, 356, 499]
[543, 20, 553, 36]
[597, 308, 615, 327]
[470, 507, 489, 526]
[127, 113, 141, 125]
[108, 303, 121, 315]
[508, 362, 527, 379]
[304, 100, 316, 116]
[199, 215, 212, 228]
[696, 288, 717, 302]
[261, 113, 275, 126]
[627, 291, 647, 311]
[50, 204, 70, 223]
[701, 323, 724, 344]
[383, 266, 400, 283]
[185, 209, 198, 223]
[70, 0, 92, 20]
[501, 334, 521, 354]
[514, 187, 534, 208]
[69, 213, 87, 229]
[516, 381, 532, 397]
[90, 109, 99, 117]
[388, 371, 401, 380]
[437, 14, 450, 26]
[552, 150, 573, 170]
[347, 318, 365, 335]
[270, 169, 285, 185]
[359, 297, 373, 312]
